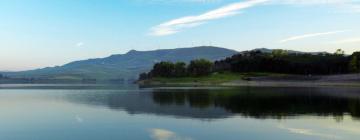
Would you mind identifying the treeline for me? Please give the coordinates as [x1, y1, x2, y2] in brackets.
[139, 59, 213, 80]
[0, 73, 8, 79]
[214, 49, 360, 75]
[139, 49, 360, 80]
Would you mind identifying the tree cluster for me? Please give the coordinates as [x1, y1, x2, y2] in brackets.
[214, 50, 359, 75]
[349, 52, 360, 73]
[139, 49, 360, 81]
[139, 59, 213, 80]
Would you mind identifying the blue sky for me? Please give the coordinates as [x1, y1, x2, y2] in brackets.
[0, 0, 360, 71]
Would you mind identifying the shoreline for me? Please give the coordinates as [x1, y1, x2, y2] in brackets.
[138, 73, 360, 88]
[139, 81, 360, 88]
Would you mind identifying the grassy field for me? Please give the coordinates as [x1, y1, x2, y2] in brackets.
[145, 72, 282, 84]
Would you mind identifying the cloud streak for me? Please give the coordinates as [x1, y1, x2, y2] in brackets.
[279, 30, 348, 43]
[150, 0, 269, 36]
[149, 0, 358, 36]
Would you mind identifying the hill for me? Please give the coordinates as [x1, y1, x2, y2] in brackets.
[6, 46, 238, 80]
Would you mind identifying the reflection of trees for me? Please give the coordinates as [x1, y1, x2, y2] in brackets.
[151, 87, 360, 119]
[153, 90, 213, 108]
[64, 87, 360, 120]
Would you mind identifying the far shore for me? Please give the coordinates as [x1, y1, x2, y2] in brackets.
[138, 73, 360, 88]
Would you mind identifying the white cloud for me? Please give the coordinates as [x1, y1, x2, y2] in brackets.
[278, 125, 341, 139]
[76, 42, 84, 47]
[279, 30, 348, 43]
[148, 128, 192, 140]
[149, 0, 359, 36]
[150, 0, 269, 36]
[333, 37, 360, 44]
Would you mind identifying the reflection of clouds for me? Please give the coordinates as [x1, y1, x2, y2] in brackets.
[329, 125, 360, 134]
[148, 128, 192, 140]
[75, 115, 83, 123]
[278, 125, 341, 139]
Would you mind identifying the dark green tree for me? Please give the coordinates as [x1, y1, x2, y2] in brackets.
[174, 62, 187, 77]
[349, 52, 360, 73]
[188, 59, 213, 76]
[215, 50, 351, 75]
[150, 61, 175, 77]
[139, 72, 149, 80]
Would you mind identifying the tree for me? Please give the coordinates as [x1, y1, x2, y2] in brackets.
[349, 52, 360, 73]
[139, 72, 149, 80]
[150, 61, 175, 77]
[335, 49, 345, 56]
[271, 49, 288, 57]
[174, 62, 187, 77]
[188, 59, 213, 77]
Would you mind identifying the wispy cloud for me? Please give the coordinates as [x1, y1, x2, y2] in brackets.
[279, 30, 348, 43]
[333, 37, 360, 44]
[278, 125, 341, 139]
[76, 42, 84, 47]
[149, 0, 358, 36]
[148, 128, 192, 140]
[150, 0, 269, 36]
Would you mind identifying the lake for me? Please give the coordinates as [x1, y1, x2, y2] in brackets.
[0, 84, 360, 140]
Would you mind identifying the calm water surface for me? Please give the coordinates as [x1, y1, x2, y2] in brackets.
[0, 84, 360, 140]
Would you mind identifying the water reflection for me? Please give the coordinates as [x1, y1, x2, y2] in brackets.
[148, 128, 192, 140]
[64, 86, 360, 120]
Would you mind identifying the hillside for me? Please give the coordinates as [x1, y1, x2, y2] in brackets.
[6, 46, 238, 80]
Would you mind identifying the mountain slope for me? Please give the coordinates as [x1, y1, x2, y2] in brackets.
[8, 46, 238, 80]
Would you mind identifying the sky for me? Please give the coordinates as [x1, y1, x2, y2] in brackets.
[0, 0, 360, 71]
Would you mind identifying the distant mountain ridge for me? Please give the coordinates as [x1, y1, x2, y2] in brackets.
[7, 46, 238, 80]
